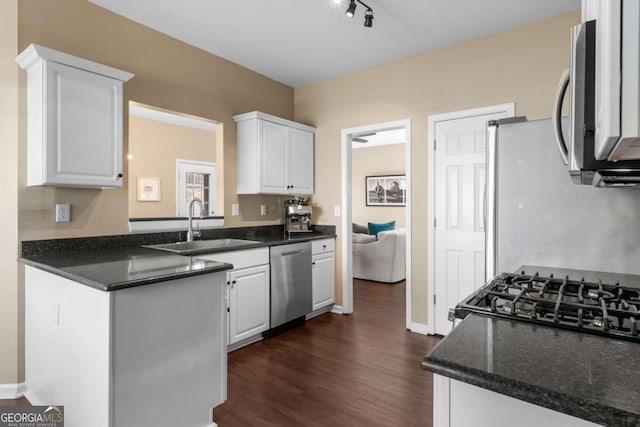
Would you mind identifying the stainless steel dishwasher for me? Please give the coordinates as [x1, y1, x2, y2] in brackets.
[269, 241, 312, 328]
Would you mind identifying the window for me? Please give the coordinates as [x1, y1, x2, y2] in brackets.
[176, 159, 216, 217]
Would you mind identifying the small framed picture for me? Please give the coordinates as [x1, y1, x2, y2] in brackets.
[136, 177, 161, 202]
[366, 175, 406, 206]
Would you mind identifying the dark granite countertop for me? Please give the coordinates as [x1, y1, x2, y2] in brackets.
[423, 312, 640, 426]
[22, 248, 234, 292]
[21, 225, 336, 292]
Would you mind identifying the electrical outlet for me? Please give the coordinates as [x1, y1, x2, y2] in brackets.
[56, 204, 71, 222]
[260, 204, 267, 216]
[232, 203, 240, 216]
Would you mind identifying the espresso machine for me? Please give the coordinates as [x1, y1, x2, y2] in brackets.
[284, 197, 312, 233]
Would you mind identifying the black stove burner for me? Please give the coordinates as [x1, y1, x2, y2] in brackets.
[456, 271, 640, 342]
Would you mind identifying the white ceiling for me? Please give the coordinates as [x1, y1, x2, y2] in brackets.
[89, 0, 580, 87]
[352, 128, 405, 149]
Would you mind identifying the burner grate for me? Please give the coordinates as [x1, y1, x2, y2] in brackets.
[457, 271, 640, 342]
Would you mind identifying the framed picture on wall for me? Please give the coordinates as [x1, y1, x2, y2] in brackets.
[137, 177, 161, 202]
[366, 175, 406, 206]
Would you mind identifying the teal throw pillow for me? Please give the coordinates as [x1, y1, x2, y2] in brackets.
[368, 221, 396, 238]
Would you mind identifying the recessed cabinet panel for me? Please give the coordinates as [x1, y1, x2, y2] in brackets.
[312, 252, 335, 311]
[48, 62, 120, 183]
[228, 265, 270, 345]
[289, 128, 315, 194]
[259, 121, 288, 193]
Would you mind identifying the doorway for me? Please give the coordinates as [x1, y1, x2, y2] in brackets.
[427, 104, 514, 335]
[341, 119, 412, 330]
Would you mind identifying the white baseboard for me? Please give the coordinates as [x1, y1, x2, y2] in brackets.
[306, 305, 333, 320]
[410, 322, 429, 335]
[331, 305, 344, 314]
[0, 382, 26, 399]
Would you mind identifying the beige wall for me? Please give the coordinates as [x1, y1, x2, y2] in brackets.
[17, 0, 294, 242]
[351, 144, 406, 228]
[0, 0, 19, 386]
[128, 116, 217, 218]
[295, 12, 580, 322]
[8, 0, 296, 383]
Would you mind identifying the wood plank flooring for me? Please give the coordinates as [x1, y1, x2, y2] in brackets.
[215, 279, 441, 426]
[0, 279, 441, 426]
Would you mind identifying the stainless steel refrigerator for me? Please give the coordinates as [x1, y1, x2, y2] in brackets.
[484, 117, 640, 282]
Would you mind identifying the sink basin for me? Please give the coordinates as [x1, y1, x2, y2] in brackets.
[144, 239, 262, 255]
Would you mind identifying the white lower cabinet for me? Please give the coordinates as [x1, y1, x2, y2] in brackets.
[311, 238, 335, 311]
[197, 248, 270, 349]
[434, 375, 603, 427]
[227, 265, 270, 345]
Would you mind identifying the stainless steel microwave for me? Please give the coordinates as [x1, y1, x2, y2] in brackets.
[553, 19, 640, 188]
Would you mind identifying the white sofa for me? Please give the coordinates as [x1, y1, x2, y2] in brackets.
[352, 228, 406, 283]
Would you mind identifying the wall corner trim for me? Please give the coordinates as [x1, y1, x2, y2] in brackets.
[0, 382, 26, 399]
[331, 305, 344, 315]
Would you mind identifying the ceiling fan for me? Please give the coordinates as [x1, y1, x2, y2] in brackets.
[352, 132, 377, 143]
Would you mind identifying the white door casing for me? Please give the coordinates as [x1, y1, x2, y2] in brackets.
[340, 119, 412, 330]
[428, 104, 514, 336]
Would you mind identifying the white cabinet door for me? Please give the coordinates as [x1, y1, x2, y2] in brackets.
[288, 128, 315, 195]
[258, 120, 288, 194]
[44, 61, 123, 187]
[16, 44, 132, 188]
[312, 252, 335, 311]
[228, 265, 270, 345]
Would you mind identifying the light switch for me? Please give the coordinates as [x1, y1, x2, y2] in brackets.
[334, 206, 341, 217]
[232, 203, 240, 216]
[56, 204, 71, 222]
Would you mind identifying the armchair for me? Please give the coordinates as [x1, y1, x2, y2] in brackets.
[352, 228, 406, 283]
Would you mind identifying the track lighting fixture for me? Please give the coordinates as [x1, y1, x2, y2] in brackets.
[364, 9, 373, 27]
[345, 0, 356, 18]
[344, 0, 374, 28]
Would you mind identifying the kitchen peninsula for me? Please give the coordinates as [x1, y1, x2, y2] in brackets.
[22, 246, 232, 427]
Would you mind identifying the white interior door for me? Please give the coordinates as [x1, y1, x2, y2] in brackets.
[433, 112, 505, 335]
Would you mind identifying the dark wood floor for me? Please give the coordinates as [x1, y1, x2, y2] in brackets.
[216, 279, 441, 426]
[0, 279, 441, 426]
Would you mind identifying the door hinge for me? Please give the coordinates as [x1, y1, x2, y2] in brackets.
[433, 294, 436, 305]
[434, 217, 437, 228]
[227, 307, 230, 312]
[434, 139, 437, 150]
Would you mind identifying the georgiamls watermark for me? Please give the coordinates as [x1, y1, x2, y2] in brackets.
[0, 406, 64, 427]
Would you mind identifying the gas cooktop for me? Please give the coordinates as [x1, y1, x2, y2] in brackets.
[456, 270, 640, 342]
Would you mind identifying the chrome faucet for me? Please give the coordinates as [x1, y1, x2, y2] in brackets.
[187, 197, 204, 242]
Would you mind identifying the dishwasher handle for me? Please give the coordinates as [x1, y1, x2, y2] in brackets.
[281, 249, 304, 256]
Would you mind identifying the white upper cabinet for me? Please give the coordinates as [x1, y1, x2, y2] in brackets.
[234, 111, 315, 195]
[585, 0, 640, 161]
[16, 44, 134, 188]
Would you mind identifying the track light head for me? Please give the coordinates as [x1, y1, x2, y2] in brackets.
[364, 9, 373, 27]
[345, 0, 356, 18]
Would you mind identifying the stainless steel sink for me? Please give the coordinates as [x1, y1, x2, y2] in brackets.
[143, 239, 262, 255]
